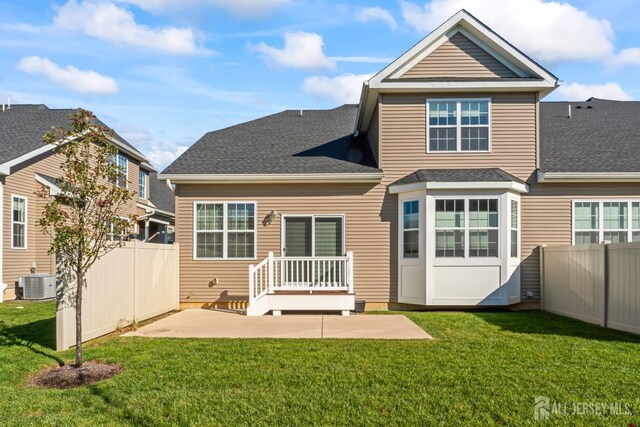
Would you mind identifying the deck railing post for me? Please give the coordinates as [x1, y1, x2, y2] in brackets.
[347, 251, 354, 294]
[248, 265, 255, 303]
[267, 252, 274, 294]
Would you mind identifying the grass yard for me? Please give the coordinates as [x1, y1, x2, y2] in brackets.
[0, 302, 639, 426]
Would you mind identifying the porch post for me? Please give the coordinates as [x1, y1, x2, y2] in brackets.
[347, 251, 354, 294]
[267, 251, 274, 294]
[144, 219, 150, 242]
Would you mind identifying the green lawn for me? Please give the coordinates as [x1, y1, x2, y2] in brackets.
[0, 302, 638, 426]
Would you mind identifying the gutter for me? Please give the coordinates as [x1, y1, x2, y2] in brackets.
[158, 172, 384, 184]
[538, 171, 640, 183]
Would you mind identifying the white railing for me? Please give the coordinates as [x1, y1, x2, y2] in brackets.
[249, 251, 354, 304]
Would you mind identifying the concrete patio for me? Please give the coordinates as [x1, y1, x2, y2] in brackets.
[124, 309, 432, 339]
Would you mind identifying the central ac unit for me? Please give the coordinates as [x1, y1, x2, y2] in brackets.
[20, 274, 56, 300]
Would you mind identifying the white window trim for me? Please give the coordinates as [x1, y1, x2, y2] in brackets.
[402, 200, 420, 259]
[572, 199, 640, 245]
[426, 98, 492, 153]
[193, 201, 257, 260]
[139, 170, 147, 199]
[11, 194, 27, 250]
[280, 214, 346, 257]
[434, 196, 500, 259]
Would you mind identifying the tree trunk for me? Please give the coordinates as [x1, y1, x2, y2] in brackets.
[75, 270, 83, 367]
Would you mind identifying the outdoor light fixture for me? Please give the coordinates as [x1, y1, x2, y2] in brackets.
[263, 210, 278, 226]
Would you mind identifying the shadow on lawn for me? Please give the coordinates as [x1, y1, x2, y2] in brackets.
[473, 311, 640, 343]
[0, 316, 64, 365]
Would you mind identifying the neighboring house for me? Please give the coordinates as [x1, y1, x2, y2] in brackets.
[0, 104, 175, 300]
[160, 10, 639, 315]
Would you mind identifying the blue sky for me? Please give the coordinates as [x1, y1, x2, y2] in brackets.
[1, 0, 639, 170]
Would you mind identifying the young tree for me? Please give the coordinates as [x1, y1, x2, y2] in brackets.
[38, 109, 137, 367]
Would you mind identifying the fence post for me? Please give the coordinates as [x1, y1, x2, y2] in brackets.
[603, 243, 609, 328]
[539, 245, 546, 310]
[132, 240, 138, 323]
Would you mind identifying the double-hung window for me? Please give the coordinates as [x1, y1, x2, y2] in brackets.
[139, 170, 147, 199]
[402, 200, 419, 258]
[427, 99, 490, 152]
[510, 200, 519, 258]
[11, 195, 27, 249]
[194, 202, 256, 259]
[573, 200, 640, 244]
[468, 199, 499, 257]
[435, 198, 499, 258]
[111, 153, 128, 188]
[435, 199, 465, 257]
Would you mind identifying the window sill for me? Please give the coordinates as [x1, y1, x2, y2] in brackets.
[426, 150, 492, 154]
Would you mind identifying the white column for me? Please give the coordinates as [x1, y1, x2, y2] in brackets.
[144, 219, 150, 242]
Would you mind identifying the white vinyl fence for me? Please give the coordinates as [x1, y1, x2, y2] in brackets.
[56, 241, 179, 350]
[541, 242, 640, 334]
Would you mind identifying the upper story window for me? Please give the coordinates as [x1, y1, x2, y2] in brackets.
[110, 153, 128, 188]
[139, 170, 147, 199]
[427, 99, 490, 152]
[12, 195, 27, 249]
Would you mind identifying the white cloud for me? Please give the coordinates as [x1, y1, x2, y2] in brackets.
[302, 73, 373, 105]
[54, 0, 200, 55]
[399, 0, 614, 62]
[117, 0, 291, 18]
[329, 56, 394, 64]
[252, 32, 335, 71]
[556, 82, 633, 101]
[609, 47, 640, 68]
[356, 7, 397, 30]
[118, 125, 189, 169]
[16, 56, 119, 94]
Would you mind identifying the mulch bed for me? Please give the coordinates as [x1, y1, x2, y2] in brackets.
[28, 361, 123, 389]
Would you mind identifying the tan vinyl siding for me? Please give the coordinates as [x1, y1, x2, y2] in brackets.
[176, 183, 395, 303]
[402, 33, 517, 79]
[3, 152, 62, 291]
[379, 92, 537, 182]
[3, 149, 140, 297]
[367, 104, 380, 165]
[520, 183, 640, 301]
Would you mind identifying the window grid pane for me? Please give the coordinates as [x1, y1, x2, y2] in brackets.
[429, 128, 457, 151]
[428, 101, 457, 126]
[435, 199, 465, 258]
[403, 201, 419, 258]
[196, 204, 223, 231]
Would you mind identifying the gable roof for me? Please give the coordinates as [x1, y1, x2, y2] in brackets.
[356, 9, 559, 133]
[148, 172, 175, 214]
[539, 98, 640, 175]
[161, 105, 382, 182]
[0, 104, 149, 171]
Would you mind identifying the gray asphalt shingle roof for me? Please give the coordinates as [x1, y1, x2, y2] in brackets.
[149, 172, 175, 214]
[391, 168, 525, 187]
[540, 98, 640, 173]
[0, 104, 142, 165]
[162, 105, 380, 175]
